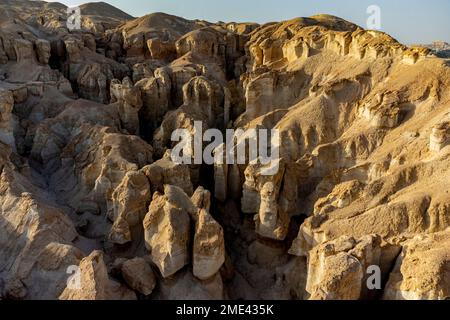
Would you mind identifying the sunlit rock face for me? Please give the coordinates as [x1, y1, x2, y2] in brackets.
[0, 1, 449, 301]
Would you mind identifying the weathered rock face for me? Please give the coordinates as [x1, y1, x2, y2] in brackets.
[56, 34, 130, 104]
[0, 1, 449, 301]
[384, 231, 450, 300]
[118, 12, 207, 62]
[74, 61, 129, 104]
[108, 171, 151, 245]
[141, 153, 193, 196]
[147, 38, 176, 61]
[143, 186, 192, 278]
[143, 185, 225, 281]
[35, 39, 51, 65]
[290, 158, 450, 257]
[110, 77, 143, 135]
[183, 76, 225, 127]
[14, 39, 35, 63]
[59, 251, 136, 300]
[135, 68, 172, 137]
[0, 89, 16, 148]
[193, 208, 225, 280]
[157, 270, 224, 300]
[175, 26, 245, 76]
[430, 120, 450, 152]
[190, 187, 226, 281]
[121, 257, 156, 296]
[30, 100, 153, 217]
[304, 235, 400, 300]
[241, 161, 290, 241]
[0, 144, 82, 300]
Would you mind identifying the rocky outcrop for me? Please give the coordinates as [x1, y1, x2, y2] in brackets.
[383, 231, 450, 300]
[241, 161, 290, 241]
[110, 77, 143, 135]
[28, 98, 153, 248]
[121, 257, 156, 296]
[191, 187, 226, 281]
[0, 89, 16, 149]
[143, 185, 225, 280]
[108, 171, 151, 244]
[305, 235, 400, 300]
[74, 62, 128, 104]
[143, 186, 192, 278]
[290, 160, 450, 256]
[0, 144, 82, 300]
[1, 1, 449, 301]
[147, 38, 176, 61]
[135, 68, 172, 136]
[141, 153, 194, 196]
[35, 39, 51, 65]
[193, 208, 225, 280]
[158, 270, 224, 300]
[183, 76, 225, 127]
[14, 39, 35, 63]
[430, 120, 450, 152]
[119, 12, 207, 62]
[59, 251, 136, 300]
[175, 26, 245, 76]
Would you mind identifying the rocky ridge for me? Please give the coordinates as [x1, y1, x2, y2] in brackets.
[0, 1, 449, 300]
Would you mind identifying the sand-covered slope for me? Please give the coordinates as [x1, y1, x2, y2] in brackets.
[0, 1, 448, 300]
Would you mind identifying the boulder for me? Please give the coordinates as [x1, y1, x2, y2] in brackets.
[121, 257, 156, 296]
[143, 186, 191, 278]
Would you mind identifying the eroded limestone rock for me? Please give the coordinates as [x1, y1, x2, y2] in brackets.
[193, 209, 225, 280]
[143, 186, 191, 278]
[0, 89, 16, 149]
[384, 232, 450, 300]
[305, 235, 400, 300]
[430, 121, 450, 152]
[59, 251, 136, 300]
[108, 171, 151, 244]
[121, 257, 156, 296]
[35, 39, 51, 65]
[110, 77, 143, 135]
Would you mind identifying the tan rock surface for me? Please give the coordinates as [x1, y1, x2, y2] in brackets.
[193, 209, 225, 280]
[59, 251, 136, 300]
[143, 186, 191, 278]
[305, 235, 400, 300]
[383, 231, 450, 300]
[0, 1, 448, 301]
[142, 185, 225, 281]
[121, 257, 156, 296]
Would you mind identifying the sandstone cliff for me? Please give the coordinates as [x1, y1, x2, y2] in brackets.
[0, 1, 448, 300]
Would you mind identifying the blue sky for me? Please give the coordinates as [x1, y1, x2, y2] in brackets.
[45, 0, 450, 44]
